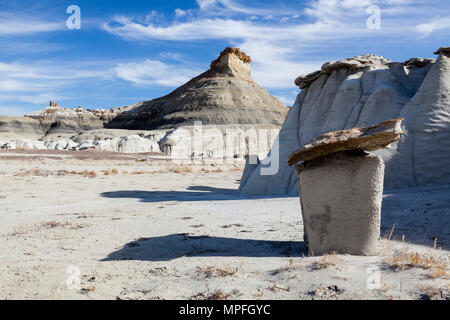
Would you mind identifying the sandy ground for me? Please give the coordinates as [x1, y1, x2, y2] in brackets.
[0, 150, 448, 300]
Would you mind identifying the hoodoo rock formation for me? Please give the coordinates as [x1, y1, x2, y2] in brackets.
[239, 47, 450, 195]
[106, 47, 288, 129]
[291, 119, 403, 255]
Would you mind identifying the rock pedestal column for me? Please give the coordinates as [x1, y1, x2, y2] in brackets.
[287, 118, 403, 256]
[296, 151, 384, 255]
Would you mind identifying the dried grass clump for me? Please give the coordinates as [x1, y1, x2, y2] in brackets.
[417, 285, 449, 300]
[311, 251, 344, 270]
[197, 266, 238, 278]
[18, 168, 42, 176]
[42, 220, 70, 228]
[103, 168, 119, 175]
[192, 289, 232, 300]
[271, 258, 299, 275]
[82, 170, 97, 178]
[268, 283, 291, 293]
[384, 251, 448, 279]
[132, 170, 148, 175]
[190, 224, 205, 228]
[169, 166, 193, 173]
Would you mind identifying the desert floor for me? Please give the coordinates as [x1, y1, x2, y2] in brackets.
[0, 150, 448, 300]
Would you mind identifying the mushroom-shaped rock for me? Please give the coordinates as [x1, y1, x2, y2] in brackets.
[287, 118, 403, 165]
[433, 47, 450, 55]
[288, 118, 403, 256]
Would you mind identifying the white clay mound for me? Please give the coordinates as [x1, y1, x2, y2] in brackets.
[239, 48, 450, 195]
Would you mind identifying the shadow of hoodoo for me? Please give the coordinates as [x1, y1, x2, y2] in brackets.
[102, 234, 305, 262]
[100, 185, 297, 203]
[100, 186, 237, 203]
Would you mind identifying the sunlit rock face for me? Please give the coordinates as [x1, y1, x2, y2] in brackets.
[239, 47, 450, 195]
[106, 47, 288, 130]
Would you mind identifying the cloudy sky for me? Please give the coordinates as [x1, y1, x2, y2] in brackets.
[0, 0, 448, 115]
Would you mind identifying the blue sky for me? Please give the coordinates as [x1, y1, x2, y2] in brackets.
[0, 0, 449, 115]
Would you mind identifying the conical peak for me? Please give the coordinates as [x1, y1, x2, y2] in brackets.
[209, 47, 252, 77]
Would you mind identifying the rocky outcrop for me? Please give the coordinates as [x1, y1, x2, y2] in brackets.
[24, 103, 131, 138]
[107, 47, 288, 130]
[291, 119, 402, 255]
[239, 47, 450, 195]
[296, 150, 384, 256]
[158, 124, 280, 159]
[0, 116, 45, 140]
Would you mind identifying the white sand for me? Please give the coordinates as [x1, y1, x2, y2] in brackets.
[0, 151, 448, 300]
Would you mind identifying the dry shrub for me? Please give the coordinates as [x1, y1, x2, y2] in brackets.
[311, 251, 344, 270]
[190, 224, 205, 228]
[27, 168, 41, 176]
[42, 220, 69, 228]
[132, 170, 148, 175]
[271, 258, 298, 275]
[197, 266, 238, 278]
[103, 168, 119, 175]
[16, 145, 30, 150]
[384, 251, 448, 279]
[41, 220, 88, 230]
[192, 289, 232, 300]
[169, 166, 193, 173]
[268, 283, 290, 293]
[417, 285, 449, 300]
[80, 286, 96, 293]
[82, 170, 97, 178]
[383, 223, 396, 240]
[56, 170, 69, 176]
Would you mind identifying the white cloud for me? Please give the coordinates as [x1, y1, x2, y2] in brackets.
[0, 105, 32, 117]
[103, 0, 449, 90]
[114, 59, 199, 87]
[0, 13, 63, 35]
[415, 17, 450, 38]
[0, 60, 114, 110]
[175, 9, 187, 17]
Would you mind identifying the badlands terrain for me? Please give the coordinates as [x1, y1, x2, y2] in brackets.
[0, 47, 449, 300]
[0, 150, 448, 300]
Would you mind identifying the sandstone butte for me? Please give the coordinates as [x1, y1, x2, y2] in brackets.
[106, 47, 288, 130]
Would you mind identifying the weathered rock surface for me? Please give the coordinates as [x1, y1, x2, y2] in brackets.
[287, 118, 403, 165]
[0, 116, 45, 140]
[107, 47, 288, 130]
[1, 47, 286, 157]
[297, 150, 384, 255]
[1, 124, 278, 158]
[24, 104, 131, 137]
[239, 46, 450, 195]
[158, 124, 280, 159]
